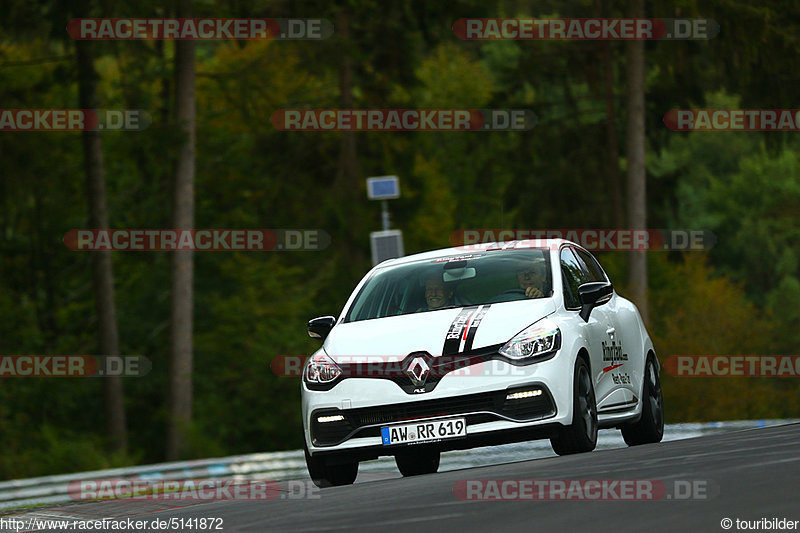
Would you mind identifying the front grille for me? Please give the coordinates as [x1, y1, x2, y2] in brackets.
[351, 392, 498, 426]
[311, 385, 555, 447]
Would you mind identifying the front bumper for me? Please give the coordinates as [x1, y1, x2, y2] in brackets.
[312, 382, 556, 446]
[303, 353, 577, 458]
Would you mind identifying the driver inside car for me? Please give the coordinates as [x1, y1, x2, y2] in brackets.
[516, 261, 546, 299]
[420, 275, 454, 311]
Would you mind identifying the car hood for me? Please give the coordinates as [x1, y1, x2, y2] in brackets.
[324, 299, 556, 359]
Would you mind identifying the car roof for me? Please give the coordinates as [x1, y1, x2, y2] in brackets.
[375, 239, 575, 269]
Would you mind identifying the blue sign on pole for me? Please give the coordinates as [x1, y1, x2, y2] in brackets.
[366, 176, 400, 200]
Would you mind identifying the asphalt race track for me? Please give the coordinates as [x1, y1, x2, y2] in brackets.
[13, 423, 800, 532]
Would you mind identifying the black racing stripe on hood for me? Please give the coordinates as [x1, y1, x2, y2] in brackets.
[442, 306, 478, 355]
[463, 305, 491, 353]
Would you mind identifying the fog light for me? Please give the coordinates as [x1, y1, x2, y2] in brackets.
[317, 414, 345, 423]
[506, 389, 542, 400]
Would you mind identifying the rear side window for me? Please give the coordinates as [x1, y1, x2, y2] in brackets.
[560, 247, 588, 309]
[574, 248, 607, 283]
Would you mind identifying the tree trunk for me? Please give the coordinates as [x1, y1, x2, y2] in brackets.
[602, 41, 624, 228]
[625, 0, 648, 323]
[166, 0, 196, 460]
[333, 7, 367, 268]
[336, 8, 358, 186]
[335, 6, 361, 209]
[76, 40, 128, 453]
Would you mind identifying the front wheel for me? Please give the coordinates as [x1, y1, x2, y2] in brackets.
[621, 356, 664, 446]
[551, 357, 598, 455]
[304, 441, 358, 487]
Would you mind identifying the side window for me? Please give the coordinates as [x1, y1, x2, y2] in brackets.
[574, 248, 607, 283]
[560, 248, 588, 309]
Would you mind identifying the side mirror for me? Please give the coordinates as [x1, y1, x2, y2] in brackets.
[578, 282, 613, 322]
[308, 316, 336, 340]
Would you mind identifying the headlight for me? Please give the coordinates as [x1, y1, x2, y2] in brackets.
[499, 318, 561, 360]
[303, 352, 342, 384]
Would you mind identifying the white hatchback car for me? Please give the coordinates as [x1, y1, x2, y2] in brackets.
[302, 240, 663, 486]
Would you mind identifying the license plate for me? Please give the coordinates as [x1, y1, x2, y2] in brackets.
[381, 417, 467, 445]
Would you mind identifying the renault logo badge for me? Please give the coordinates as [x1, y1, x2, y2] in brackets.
[406, 357, 431, 387]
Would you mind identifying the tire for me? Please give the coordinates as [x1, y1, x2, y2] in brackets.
[621, 356, 664, 446]
[395, 448, 441, 477]
[551, 357, 598, 456]
[304, 441, 358, 487]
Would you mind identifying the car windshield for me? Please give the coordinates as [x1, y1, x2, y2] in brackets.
[344, 249, 553, 323]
